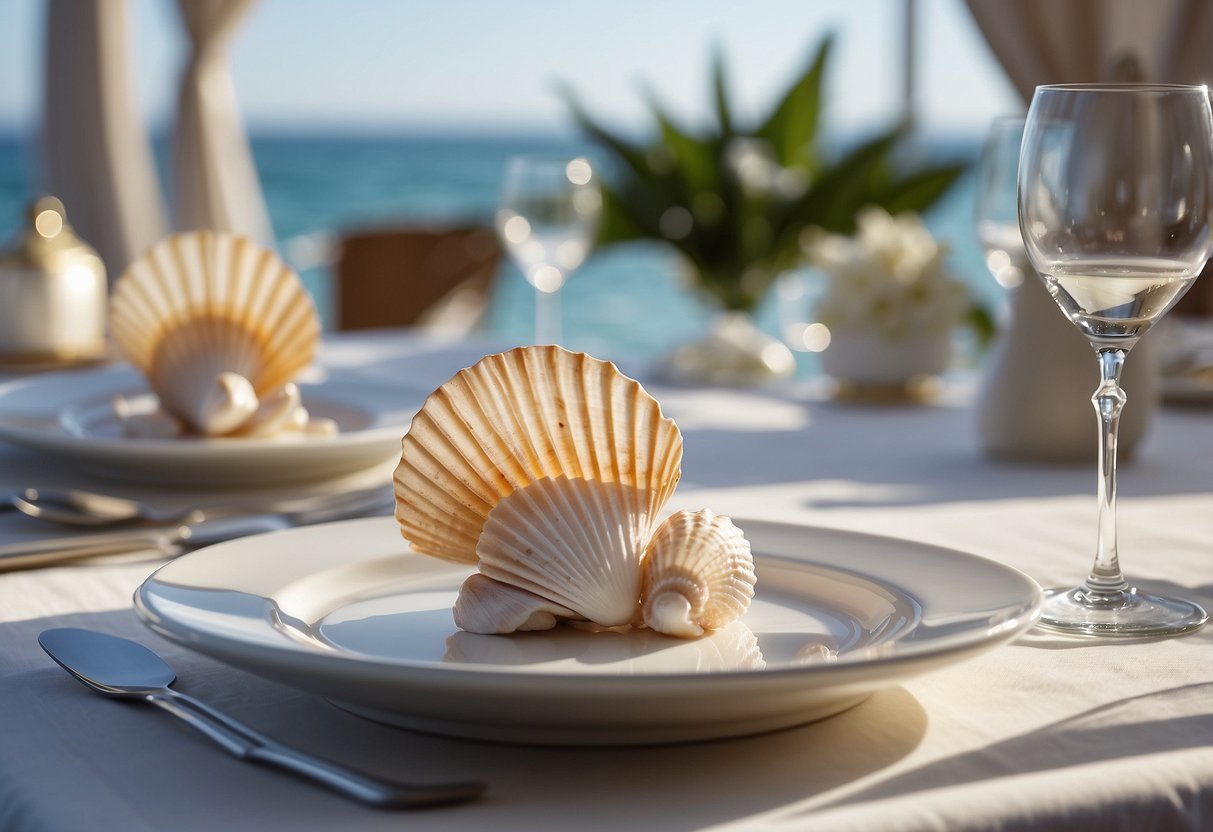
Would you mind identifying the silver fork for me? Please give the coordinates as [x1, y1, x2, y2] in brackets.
[0, 487, 395, 571]
[10, 484, 390, 528]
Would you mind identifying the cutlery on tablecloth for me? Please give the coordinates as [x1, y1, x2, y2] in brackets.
[38, 628, 485, 808]
[0, 488, 394, 571]
[11, 483, 389, 528]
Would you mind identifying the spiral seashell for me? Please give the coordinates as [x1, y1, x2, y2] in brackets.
[394, 345, 682, 565]
[109, 231, 320, 436]
[640, 509, 756, 638]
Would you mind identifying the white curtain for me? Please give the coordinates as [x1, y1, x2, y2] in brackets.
[173, 0, 272, 245]
[41, 0, 167, 279]
[966, 0, 1213, 100]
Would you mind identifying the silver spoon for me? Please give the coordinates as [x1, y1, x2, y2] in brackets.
[38, 628, 486, 809]
[14, 484, 388, 528]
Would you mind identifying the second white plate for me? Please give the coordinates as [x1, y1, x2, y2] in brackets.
[0, 364, 421, 486]
[135, 517, 1042, 745]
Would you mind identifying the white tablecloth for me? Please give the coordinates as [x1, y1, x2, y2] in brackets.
[1, 331, 1210, 831]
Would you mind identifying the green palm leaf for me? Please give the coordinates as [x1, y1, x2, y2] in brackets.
[755, 35, 832, 168]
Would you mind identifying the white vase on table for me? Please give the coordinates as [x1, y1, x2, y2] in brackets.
[819, 327, 952, 401]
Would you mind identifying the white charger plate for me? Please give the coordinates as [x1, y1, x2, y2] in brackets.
[135, 517, 1043, 746]
[0, 364, 421, 486]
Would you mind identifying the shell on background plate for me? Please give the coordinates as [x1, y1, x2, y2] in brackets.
[640, 509, 756, 638]
[109, 231, 324, 437]
[394, 345, 682, 565]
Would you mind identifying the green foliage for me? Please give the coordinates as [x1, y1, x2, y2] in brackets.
[561, 34, 968, 313]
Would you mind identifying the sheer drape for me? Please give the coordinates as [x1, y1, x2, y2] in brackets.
[967, 0, 1213, 315]
[173, 0, 272, 245]
[41, 0, 166, 279]
[966, 0, 1213, 101]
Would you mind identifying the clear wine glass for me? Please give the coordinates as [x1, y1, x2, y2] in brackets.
[1018, 83, 1213, 637]
[975, 116, 1028, 290]
[495, 156, 601, 345]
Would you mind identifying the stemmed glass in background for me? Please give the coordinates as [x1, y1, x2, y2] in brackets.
[975, 116, 1028, 290]
[1018, 83, 1213, 636]
[495, 156, 601, 345]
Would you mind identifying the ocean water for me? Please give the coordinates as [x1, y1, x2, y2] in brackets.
[0, 132, 995, 364]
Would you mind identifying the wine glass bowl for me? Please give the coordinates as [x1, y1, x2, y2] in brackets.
[1018, 83, 1213, 637]
[495, 156, 601, 345]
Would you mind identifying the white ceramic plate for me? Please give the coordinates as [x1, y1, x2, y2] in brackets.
[135, 517, 1043, 745]
[0, 364, 421, 486]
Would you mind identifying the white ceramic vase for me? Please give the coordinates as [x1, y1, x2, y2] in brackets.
[819, 327, 951, 399]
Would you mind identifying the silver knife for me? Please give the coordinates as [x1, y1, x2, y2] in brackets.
[0, 491, 393, 571]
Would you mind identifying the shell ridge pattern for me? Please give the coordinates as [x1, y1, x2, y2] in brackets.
[242, 246, 277, 338]
[206, 232, 226, 318]
[436, 388, 516, 499]
[546, 478, 600, 590]
[594, 359, 620, 484]
[411, 401, 501, 507]
[178, 234, 205, 324]
[191, 231, 211, 315]
[396, 435, 487, 535]
[120, 258, 165, 359]
[513, 348, 564, 481]
[507, 349, 552, 481]
[228, 237, 255, 330]
[526, 348, 569, 480]
[472, 356, 533, 489]
[558, 352, 593, 482]
[581, 476, 618, 579]
[488, 481, 583, 592]
[447, 371, 529, 493]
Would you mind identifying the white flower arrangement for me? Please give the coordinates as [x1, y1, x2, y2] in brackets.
[805, 207, 970, 340]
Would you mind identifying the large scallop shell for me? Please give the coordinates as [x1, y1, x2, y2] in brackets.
[640, 509, 756, 638]
[109, 231, 320, 436]
[471, 476, 652, 627]
[394, 346, 682, 565]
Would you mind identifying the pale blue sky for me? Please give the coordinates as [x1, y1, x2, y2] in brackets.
[0, 0, 1021, 137]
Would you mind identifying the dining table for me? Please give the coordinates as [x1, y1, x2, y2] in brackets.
[0, 328, 1210, 832]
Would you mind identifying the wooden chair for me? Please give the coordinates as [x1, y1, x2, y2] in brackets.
[333, 225, 502, 333]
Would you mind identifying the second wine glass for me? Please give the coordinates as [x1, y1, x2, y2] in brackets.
[495, 156, 601, 346]
[975, 115, 1028, 289]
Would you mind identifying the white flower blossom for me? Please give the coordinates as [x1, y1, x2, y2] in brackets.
[805, 207, 970, 339]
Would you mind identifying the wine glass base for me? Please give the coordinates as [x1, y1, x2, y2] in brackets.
[1038, 586, 1208, 638]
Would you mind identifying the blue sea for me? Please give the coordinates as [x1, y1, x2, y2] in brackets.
[0, 132, 994, 366]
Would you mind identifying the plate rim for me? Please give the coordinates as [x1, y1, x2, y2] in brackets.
[0, 363, 417, 454]
[134, 516, 1044, 689]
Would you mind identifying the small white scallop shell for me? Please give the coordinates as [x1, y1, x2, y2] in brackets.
[640, 509, 756, 638]
[109, 231, 320, 436]
[452, 572, 581, 634]
[473, 476, 653, 628]
[394, 346, 682, 564]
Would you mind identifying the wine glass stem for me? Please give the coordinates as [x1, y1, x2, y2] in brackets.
[535, 287, 561, 346]
[1086, 347, 1131, 600]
